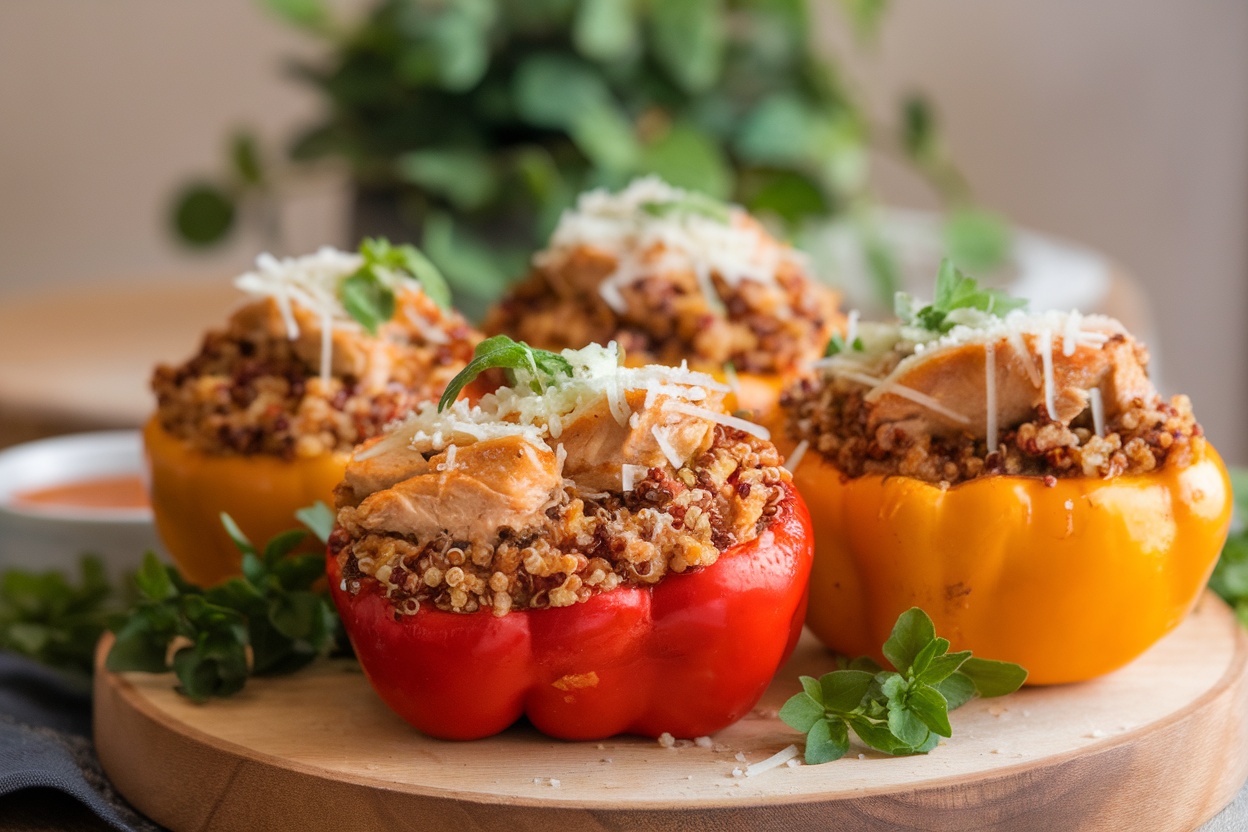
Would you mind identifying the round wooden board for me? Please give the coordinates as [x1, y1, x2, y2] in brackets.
[95, 593, 1248, 832]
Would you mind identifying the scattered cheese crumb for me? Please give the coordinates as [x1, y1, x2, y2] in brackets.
[694, 736, 714, 749]
[734, 752, 748, 763]
[1086, 729, 1107, 739]
[857, 754, 865, 760]
[731, 768, 744, 778]
[658, 732, 677, 749]
[785, 758, 801, 768]
[549, 779, 561, 788]
[744, 745, 800, 777]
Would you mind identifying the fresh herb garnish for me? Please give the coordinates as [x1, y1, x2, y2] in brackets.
[338, 237, 452, 333]
[105, 504, 340, 702]
[640, 192, 732, 224]
[779, 607, 1027, 763]
[0, 555, 120, 683]
[895, 258, 1027, 335]
[438, 334, 574, 411]
[823, 333, 864, 357]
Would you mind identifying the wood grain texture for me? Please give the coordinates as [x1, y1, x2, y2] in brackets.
[95, 593, 1248, 832]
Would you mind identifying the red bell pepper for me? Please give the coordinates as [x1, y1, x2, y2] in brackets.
[327, 482, 813, 741]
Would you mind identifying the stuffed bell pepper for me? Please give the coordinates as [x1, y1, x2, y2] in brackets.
[328, 338, 814, 740]
[148, 240, 480, 585]
[483, 177, 841, 421]
[779, 262, 1232, 684]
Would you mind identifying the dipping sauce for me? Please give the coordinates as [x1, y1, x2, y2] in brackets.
[12, 474, 149, 510]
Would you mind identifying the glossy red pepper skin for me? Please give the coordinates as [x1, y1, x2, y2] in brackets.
[328, 483, 813, 741]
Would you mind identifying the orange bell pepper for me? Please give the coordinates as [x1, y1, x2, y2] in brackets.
[143, 417, 346, 586]
[789, 440, 1233, 684]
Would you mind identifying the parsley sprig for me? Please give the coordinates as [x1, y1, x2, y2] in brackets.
[895, 258, 1027, 335]
[105, 504, 341, 702]
[338, 237, 452, 333]
[0, 555, 120, 684]
[438, 334, 574, 411]
[780, 608, 1027, 763]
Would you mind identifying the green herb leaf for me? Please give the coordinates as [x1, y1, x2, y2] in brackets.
[779, 606, 1027, 765]
[438, 335, 574, 411]
[897, 259, 1027, 334]
[106, 511, 341, 701]
[944, 209, 1012, 273]
[882, 607, 936, 673]
[778, 691, 825, 733]
[957, 657, 1029, 698]
[805, 718, 850, 764]
[639, 191, 732, 224]
[339, 269, 396, 335]
[820, 669, 874, 712]
[295, 501, 336, 545]
[934, 671, 977, 711]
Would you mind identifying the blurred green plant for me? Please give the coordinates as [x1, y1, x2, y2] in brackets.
[1208, 468, 1248, 627]
[173, 0, 1007, 311]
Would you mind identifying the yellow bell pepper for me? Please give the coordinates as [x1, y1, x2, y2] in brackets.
[789, 440, 1233, 684]
[143, 417, 347, 586]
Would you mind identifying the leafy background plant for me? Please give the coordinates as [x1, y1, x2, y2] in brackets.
[173, 0, 1007, 315]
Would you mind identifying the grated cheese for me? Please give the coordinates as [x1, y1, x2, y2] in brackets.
[1089, 387, 1105, 437]
[651, 425, 684, 469]
[985, 341, 998, 453]
[744, 745, 801, 777]
[534, 177, 800, 314]
[845, 309, 860, 345]
[1007, 331, 1042, 389]
[1062, 309, 1082, 357]
[663, 400, 770, 441]
[621, 463, 650, 492]
[838, 369, 971, 426]
[783, 439, 810, 474]
[1039, 329, 1056, 419]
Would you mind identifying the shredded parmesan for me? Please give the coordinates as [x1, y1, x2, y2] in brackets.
[1089, 387, 1105, 437]
[1039, 329, 1056, 418]
[783, 439, 809, 474]
[837, 369, 971, 426]
[663, 400, 770, 441]
[985, 341, 998, 453]
[1062, 310, 1082, 357]
[846, 309, 860, 345]
[534, 177, 799, 312]
[1007, 331, 1042, 388]
[650, 425, 684, 469]
[621, 463, 650, 492]
[744, 745, 801, 777]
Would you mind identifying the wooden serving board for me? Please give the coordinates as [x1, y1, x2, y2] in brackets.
[95, 593, 1248, 832]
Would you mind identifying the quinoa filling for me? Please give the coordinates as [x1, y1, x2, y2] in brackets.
[153, 291, 477, 459]
[784, 373, 1202, 485]
[333, 427, 787, 615]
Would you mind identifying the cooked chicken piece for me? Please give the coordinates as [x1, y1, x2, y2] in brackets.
[340, 437, 430, 505]
[558, 388, 723, 492]
[864, 320, 1154, 440]
[352, 435, 560, 543]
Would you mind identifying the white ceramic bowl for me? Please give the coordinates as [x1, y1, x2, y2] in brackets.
[0, 430, 163, 579]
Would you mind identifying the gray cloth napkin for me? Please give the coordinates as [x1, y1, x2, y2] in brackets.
[0, 652, 160, 832]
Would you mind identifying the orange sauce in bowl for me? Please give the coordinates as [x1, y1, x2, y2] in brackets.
[12, 474, 149, 510]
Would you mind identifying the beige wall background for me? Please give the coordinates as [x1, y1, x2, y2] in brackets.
[1, 0, 1245, 461]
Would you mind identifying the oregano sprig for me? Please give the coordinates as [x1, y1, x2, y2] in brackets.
[779, 608, 1027, 764]
[438, 334, 574, 411]
[895, 258, 1027, 335]
[105, 502, 340, 702]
